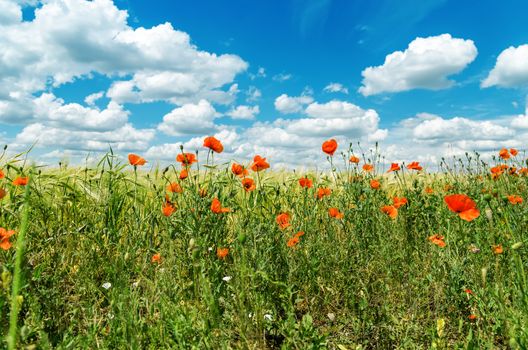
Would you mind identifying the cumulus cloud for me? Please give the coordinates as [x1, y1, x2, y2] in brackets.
[227, 105, 260, 120]
[272, 73, 292, 82]
[359, 34, 477, 96]
[0, 0, 247, 122]
[157, 100, 218, 136]
[274, 94, 314, 114]
[482, 44, 528, 88]
[323, 83, 349, 94]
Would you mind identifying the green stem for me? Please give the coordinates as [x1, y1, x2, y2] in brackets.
[7, 169, 33, 350]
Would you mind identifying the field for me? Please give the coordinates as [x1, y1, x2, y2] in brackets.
[1, 141, 527, 349]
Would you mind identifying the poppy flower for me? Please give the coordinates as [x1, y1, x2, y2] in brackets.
[492, 244, 503, 255]
[167, 182, 182, 193]
[128, 154, 147, 166]
[151, 253, 162, 264]
[464, 289, 473, 295]
[0, 228, 15, 250]
[0, 169, 4, 179]
[0, 188, 6, 200]
[217, 247, 229, 259]
[349, 155, 360, 164]
[12, 176, 28, 186]
[299, 177, 313, 188]
[287, 236, 300, 248]
[179, 168, 188, 180]
[162, 202, 175, 217]
[510, 148, 518, 156]
[387, 163, 400, 172]
[203, 136, 224, 153]
[370, 179, 380, 190]
[251, 155, 270, 172]
[468, 314, 477, 321]
[520, 167, 528, 176]
[231, 163, 248, 177]
[444, 194, 480, 222]
[211, 198, 230, 214]
[428, 234, 446, 248]
[242, 178, 256, 192]
[362, 164, 374, 172]
[176, 153, 197, 166]
[328, 207, 344, 219]
[316, 187, 331, 199]
[499, 148, 510, 159]
[393, 197, 408, 208]
[406, 162, 423, 171]
[490, 165, 504, 176]
[507, 195, 523, 205]
[425, 187, 434, 194]
[381, 205, 398, 219]
[294, 231, 305, 238]
[276, 213, 290, 229]
[509, 167, 517, 175]
[322, 139, 338, 156]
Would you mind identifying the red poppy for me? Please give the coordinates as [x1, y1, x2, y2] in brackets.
[322, 139, 338, 156]
[162, 202, 175, 217]
[316, 187, 331, 199]
[12, 176, 28, 186]
[151, 253, 162, 264]
[521, 167, 528, 176]
[128, 154, 146, 166]
[499, 148, 510, 159]
[492, 244, 503, 255]
[0, 227, 15, 250]
[211, 198, 230, 214]
[231, 163, 248, 177]
[203, 136, 224, 153]
[381, 205, 398, 219]
[362, 164, 374, 172]
[276, 213, 291, 229]
[179, 168, 188, 180]
[251, 155, 270, 172]
[349, 155, 360, 164]
[428, 234, 446, 248]
[393, 197, 408, 208]
[510, 148, 518, 156]
[387, 163, 400, 172]
[217, 247, 229, 259]
[0, 188, 6, 200]
[287, 236, 300, 248]
[176, 153, 197, 166]
[294, 231, 305, 238]
[406, 162, 423, 171]
[425, 187, 434, 194]
[242, 178, 256, 192]
[507, 195, 523, 205]
[299, 177, 313, 188]
[328, 207, 344, 219]
[167, 182, 182, 193]
[370, 179, 380, 190]
[464, 289, 473, 295]
[0, 169, 4, 179]
[444, 194, 480, 221]
[468, 314, 477, 321]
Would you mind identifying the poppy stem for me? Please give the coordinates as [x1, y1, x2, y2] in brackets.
[7, 168, 33, 350]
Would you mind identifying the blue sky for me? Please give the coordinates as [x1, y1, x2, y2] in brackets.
[1, 0, 528, 168]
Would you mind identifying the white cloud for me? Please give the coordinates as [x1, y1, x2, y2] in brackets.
[359, 34, 477, 96]
[246, 86, 261, 102]
[84, 91, 105, 106]
[0, 0, 247, 122]
[482, 44, 528, 88]
[157, 100, 218, 136]
[274, 93, 314, 114]
[510, 98, 528, 129]
[323, 83, 349, 94]
[227, 105, 260, 120]
[272, 73, 292, 82]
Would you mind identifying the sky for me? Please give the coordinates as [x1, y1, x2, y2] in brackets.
[1, 0, 528, 169]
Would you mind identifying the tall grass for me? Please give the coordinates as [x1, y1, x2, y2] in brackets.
[0, 147, 527, 349]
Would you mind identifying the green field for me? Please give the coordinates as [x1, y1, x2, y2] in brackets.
[1, 146, 527, 349]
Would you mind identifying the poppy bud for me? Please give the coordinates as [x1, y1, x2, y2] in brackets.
[511, 242, 523, 250]
[238, 233, 247, 244]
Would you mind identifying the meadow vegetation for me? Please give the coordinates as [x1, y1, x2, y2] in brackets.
[1, 140, 527, 349]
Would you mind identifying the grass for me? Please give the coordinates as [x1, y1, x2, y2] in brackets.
[1, 146, 528, 349]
